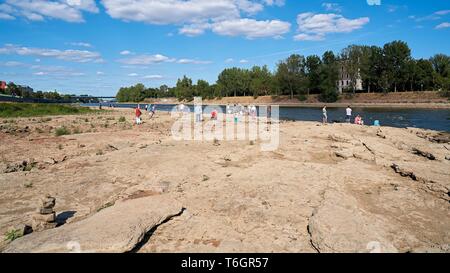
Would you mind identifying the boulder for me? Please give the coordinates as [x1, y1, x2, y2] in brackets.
[4, 196, 184, 253]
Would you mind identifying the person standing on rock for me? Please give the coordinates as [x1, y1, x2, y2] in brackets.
[346, 106, 352, 123]
[135, 104, 142, 125]
[322, 105, 328, 124]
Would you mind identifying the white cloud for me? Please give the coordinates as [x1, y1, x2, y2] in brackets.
[3, 0, 98, 22]
[118, 54, 175, 65]
[436, 22, 450, 29]
[295, 13, 369, 41]
[263, 0, 284, 6]
[235, 0, 264, 15]
[211, 18, 291, 38]
[322, 3, 342, 13]
[97, 71, 105, 75]
[239, 59, 249, 63]
[120, 50, 132, 55]
[435, 10, 450, 16]
[128, 73, 138, 77]
[0, 13, 15, 20]
[177, 58, 212, 64]
[179, 23, 210, 36]
[293, 33, 325, 41]
[143, 75, 163, 79]
[0, 44, 103, 63]
[101, 0, 288, 38]
[101, 0, 240, 25]
[34, 71, 48, 76]
[3, 61, 25, 67]
[70, 42, 92, 47]
[225, 58, 234, 63]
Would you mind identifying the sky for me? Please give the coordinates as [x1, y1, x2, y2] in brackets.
[1, 0, 449, 96]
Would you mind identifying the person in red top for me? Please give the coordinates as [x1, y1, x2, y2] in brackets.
[211, 109, 217, 120]
[135, 104, 142, 125]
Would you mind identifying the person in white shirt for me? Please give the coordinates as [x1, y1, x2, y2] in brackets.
[322, 105, 327, 124]
[346, 106, 352, 123]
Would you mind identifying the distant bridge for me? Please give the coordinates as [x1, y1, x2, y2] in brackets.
[71, 96, 116, 99]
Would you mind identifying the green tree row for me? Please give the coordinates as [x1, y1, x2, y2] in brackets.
[116, 40, 450, 103]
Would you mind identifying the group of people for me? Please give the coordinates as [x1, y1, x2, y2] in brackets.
[226, 104, 258, 123]
[322, 105, 379, 126]
[134, 103, 157, 125]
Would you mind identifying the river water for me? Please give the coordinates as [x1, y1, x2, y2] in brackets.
[82, 103, 450, 132]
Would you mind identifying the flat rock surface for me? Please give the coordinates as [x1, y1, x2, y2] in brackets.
[0, 110, 449, 253]
[4, 195, 183, 253]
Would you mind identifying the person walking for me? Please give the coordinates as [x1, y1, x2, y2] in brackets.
[322, 105, 327, 124]
[135, 104, 142, 125]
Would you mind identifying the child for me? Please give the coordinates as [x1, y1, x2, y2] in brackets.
[135, 105, 142, 125]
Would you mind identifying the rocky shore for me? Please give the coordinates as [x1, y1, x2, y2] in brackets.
[0, 109, 449, 252]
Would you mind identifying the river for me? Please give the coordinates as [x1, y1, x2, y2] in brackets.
[82, 103, 450, 132]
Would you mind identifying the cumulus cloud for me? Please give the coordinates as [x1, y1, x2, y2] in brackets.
[322, 3, 342, 13]
[118, 54, 176, 65]
[101, 0, 289, 38]
[1, 0, 98, 22]
[69, 42, 92, 47]
[143, 75, 163, 79]
[120, 50, 132, 55]
[293, 33, 325, 41]
[177, 59, 212, 64]
[211, 18, 290, 38]
[435, 22, 450, 29]
[294, 12, 369, 41]
[0, 44, 103, 63]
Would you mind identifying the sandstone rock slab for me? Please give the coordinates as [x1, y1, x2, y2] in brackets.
[4, 196, 184, 253]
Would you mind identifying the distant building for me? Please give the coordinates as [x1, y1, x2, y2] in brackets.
[18, 85, 33, 94]
[337, 64, 363, 93]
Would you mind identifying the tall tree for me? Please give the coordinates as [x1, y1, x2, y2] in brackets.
[305, 55, 322, 94]
[383, 40, 412, 92]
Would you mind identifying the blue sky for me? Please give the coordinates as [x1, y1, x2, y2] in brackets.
[1, 0, 449, 96]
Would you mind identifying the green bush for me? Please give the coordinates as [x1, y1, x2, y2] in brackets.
[55, 126, 71, 136]
[118, 116, 126, 122]
[319, 89, 339, 103]
[4, 229, 22, 242]
[297, 94, 307, 101]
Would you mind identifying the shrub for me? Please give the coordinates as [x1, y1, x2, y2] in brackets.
[319, 89, 339, 103]
[55, 126, 71, 136]
[118, 116, 126, 122]
[297, 94, 307, 101]
[4, 229, 22, 242]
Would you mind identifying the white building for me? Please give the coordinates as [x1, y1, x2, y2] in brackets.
[338, 64, 363, 93]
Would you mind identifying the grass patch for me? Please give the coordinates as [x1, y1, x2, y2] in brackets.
[55, 126, 71, 136]
[0, 103, 98, 118]
[118, 116, 126, 122]
[4, 229, 22, 242]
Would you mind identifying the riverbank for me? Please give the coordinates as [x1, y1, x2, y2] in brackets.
[1, 108, 449, 252]
[142, 91, 450, 109]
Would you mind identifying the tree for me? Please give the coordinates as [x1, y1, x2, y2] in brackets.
[275, 54, 307, 99]
[319, 51, 339, 102]
[249, 65, 273, 98]
[305, 55, 322, 94]
[175, 76, 194, 101]
[383, 40, 412, 92]
[217, 68, 251, 97]
[341, 45, 364, 93]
